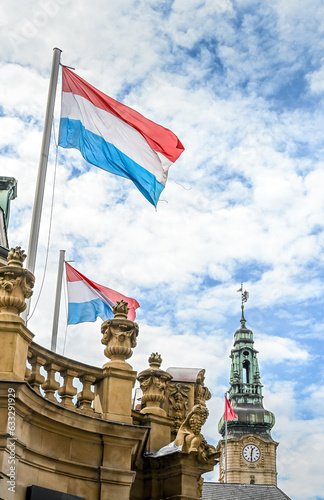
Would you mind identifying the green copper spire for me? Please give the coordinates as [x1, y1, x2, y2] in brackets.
[218, 285, 275, 439]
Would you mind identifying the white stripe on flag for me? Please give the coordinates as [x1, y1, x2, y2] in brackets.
[61, 92, 171, 185]
[67, 280, 114, 308]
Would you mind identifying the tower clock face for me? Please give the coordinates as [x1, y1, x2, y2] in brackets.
[243, 444, 260, 462]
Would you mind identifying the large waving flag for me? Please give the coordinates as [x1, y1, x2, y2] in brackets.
[59, 66, 184, 207]
[66, 262, 139, 324]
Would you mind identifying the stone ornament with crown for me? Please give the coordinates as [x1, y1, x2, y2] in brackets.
[101, 299, 139, 362]
[0, 246, 34, 319]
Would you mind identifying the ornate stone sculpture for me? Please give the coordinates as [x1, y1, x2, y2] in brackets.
[0, 246, 34, 319]
[101, 300, 139, 363]
[137, 353, 172, 416]
[174, 404, 217, 463]
[168, 382, 190, 433]
[194, 369, 211, 406]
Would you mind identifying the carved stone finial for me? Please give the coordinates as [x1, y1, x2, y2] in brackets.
[101, 312, 138, 365]
[0, 247, 34, 320]
[137, 354, 172, 416]
[113, 300, 129, 319]
[7, 246, 26, 268]
[174, 404, 218, 463]
[148, 352, 162, 369]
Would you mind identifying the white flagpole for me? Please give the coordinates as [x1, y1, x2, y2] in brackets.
[225, 419, 228, 483]
[51, 249, 65, 352]
[25, 48, 62, 321]
[225, 392, 228, 483]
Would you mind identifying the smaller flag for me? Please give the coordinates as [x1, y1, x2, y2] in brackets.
[225, 395, 237, 421]
[65, 262, 139, 324]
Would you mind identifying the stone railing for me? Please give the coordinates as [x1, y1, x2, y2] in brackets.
[25, 341, 104, 415]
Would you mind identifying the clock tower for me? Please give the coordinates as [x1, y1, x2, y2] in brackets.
[217, 288, 278, 485]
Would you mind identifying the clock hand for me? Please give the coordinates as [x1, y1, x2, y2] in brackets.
[250, 447, 253, 461]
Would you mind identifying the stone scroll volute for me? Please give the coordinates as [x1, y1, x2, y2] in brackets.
[194, 369, 211, 406]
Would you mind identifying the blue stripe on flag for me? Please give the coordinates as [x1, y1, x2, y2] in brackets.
[59, 117, 165, 207]
[67, 298, 114, 325]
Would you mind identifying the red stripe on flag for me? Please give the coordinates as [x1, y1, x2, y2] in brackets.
[62, 66, 184, 163]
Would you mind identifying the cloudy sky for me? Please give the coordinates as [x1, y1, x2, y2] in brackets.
[1, 0, 324, 498]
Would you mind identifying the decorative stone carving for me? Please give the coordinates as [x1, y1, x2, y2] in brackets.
[137, 353, 172, 416]
[168, 382, 190, 434]
[174, 404, 218, 463]
[101, 300, 139, 363]
[194, 369, 211, 406]
[0, 246, 34, 318]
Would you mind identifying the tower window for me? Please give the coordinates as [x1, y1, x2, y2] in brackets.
[250, 479, 255, 485]
[243, 360, 250, 384]
[243, 350, 249, 356]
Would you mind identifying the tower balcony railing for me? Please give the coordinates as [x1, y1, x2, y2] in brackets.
[231, 383, 262, 396]
[25, 341, 104, 415]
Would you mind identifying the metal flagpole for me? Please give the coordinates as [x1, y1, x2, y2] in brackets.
[51, 249, 65, 352]
[225, 393, 228, 483]
[24, 47, 62, 321]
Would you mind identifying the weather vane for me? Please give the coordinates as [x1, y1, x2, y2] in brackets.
[237, 283, 249, 309]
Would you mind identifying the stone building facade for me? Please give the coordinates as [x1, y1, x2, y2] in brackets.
[0, 245, 218, 500]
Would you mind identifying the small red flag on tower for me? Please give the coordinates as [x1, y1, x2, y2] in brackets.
[225, 396, 237, 421]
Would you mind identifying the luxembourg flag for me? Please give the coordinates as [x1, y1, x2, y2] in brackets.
[66, 262, 139, 324]
[59, 66, 185, 207]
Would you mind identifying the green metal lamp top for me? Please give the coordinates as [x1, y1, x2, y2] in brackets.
[0, 177, 17, 228]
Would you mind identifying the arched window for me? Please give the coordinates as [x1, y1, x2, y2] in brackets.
[243, 360, 250, 384]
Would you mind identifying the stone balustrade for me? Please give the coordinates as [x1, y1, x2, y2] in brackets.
[26, 341, 104, 415]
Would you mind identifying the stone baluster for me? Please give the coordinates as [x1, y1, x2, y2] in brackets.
[27, 354, 46, 394]
[42, 362, 61, 402]
[25, 351, 32, 380]
[58, 369, 78, 409]
[77, 374, 96, 414]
